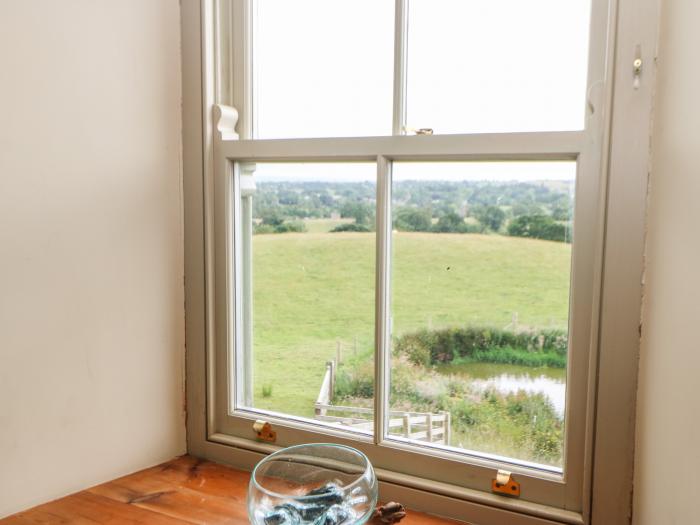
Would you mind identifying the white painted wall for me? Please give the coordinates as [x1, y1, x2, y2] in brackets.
[633, 1, 700, 523]
[0, 0, 185, 517]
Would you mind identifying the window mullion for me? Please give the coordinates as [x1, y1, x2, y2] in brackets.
[392, 0, 408, 136]
[374, 156, 392, 445]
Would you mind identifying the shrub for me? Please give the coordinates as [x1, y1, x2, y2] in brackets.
[395, 207, 432, 232]
[393, 326, 568, 367]
[260, 212, 284, 227]
[330, 223, 371, 233]
[507, 214, 571, 243]
[273, 220, 306, 233]
[335, 359, 374, 399]
[450, 399, 482, 426]
[394, 331, 433, 367]
[469, 347, 566, 368]
[254, 220, 306, 234]
[253, 223, 276, 234]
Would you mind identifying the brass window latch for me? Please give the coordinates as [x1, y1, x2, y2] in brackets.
[403, 126, 434, 136]
[633, 45, 643, 90]
[253, 420, 277, 443]
[492, 469, 520, 498]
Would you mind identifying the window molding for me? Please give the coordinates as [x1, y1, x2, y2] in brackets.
[588, 0, 661, 521]
[181, 0, 661, 523]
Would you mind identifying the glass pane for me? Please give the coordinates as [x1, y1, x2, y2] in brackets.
[237, 162, 376, 434]
[406, 0, 592, 134]
[253, 0, 394, 139]
[387, 161, 575, 468]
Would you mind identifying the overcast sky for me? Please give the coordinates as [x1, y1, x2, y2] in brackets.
[252, 0, 590, 182]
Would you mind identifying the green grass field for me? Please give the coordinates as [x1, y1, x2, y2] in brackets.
[251, 231, 572, 417]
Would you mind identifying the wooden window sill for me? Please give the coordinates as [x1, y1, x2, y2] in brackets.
[2, 455, 465, 524]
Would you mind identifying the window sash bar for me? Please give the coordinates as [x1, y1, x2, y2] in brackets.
[392, 0, 408, 136]
[217, 131, 585, 162]
[374, 156, 392, 445]
[229, 160, 242, 413]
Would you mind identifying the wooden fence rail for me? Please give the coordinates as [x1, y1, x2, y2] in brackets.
[314, 361, 451, 445]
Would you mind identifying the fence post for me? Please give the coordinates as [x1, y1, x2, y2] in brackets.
[403, 413, 411, 438]
[444, 411, 451, 446]
[329, 360, 335, 403]
[316, 362, 334, 417]
[427, 413, 433, 443]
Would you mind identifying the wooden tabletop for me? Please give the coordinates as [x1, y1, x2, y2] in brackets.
[2, 455, 464, 524]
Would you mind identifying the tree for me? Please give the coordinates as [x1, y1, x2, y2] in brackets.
[277, 190, 300, 205]
[511, 203, 543, 217]
[433, 212, 466, 233]
[551, 205, 570, 221]
[395, 207, 432, 232]
[473, 205, 506, 232]
[507, 214, 570, 242]
[319, 193, 335, 207]
[340, 201, 374, 226]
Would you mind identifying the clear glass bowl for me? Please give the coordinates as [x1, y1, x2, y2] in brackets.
[248, 443, 378, 525]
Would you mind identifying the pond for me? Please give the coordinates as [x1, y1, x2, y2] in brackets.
[437, 362, 567, 417]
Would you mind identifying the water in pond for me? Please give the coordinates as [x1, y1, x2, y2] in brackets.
[437, 362, 566, 417]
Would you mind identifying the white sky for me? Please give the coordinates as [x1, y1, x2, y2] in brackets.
[252, 0, 590, 182]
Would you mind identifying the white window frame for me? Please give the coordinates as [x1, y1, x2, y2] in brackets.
[181, 1, 660, 523]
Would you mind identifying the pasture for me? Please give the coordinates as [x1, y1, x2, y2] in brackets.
[250, 228, 571, 417]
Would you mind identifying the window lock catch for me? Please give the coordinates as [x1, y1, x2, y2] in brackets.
[492, 469, 521, 498]
[253, 420, 277, 443]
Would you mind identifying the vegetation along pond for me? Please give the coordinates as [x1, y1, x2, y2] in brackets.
[437, 362, 566, 417]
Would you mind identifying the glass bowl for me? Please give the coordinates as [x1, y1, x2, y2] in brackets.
[248, 443, 378, 525]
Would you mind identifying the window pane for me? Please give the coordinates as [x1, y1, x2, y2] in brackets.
[388, 161, 575, 469]
[253, 0, 394, 139]
[237, 162, 376, 434]
[406, 0, 592, 134]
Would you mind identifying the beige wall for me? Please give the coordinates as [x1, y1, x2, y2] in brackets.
[633, 0, 700, 523]
[0, 0, 185, 517]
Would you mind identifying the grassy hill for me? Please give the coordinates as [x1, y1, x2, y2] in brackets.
[250, 231, 571, 417]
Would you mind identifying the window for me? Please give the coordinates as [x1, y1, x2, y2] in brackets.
[185, 0, 659, 522]
[220, 0, 601, 504]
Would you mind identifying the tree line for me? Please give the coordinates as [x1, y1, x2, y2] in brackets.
[253, 179, 573, 242]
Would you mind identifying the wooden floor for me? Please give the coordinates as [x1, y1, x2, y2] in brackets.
[2, 455, 463, 524]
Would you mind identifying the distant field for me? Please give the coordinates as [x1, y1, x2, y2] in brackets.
[251, 232, 572, 416]
[303, 217, 354, 233]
